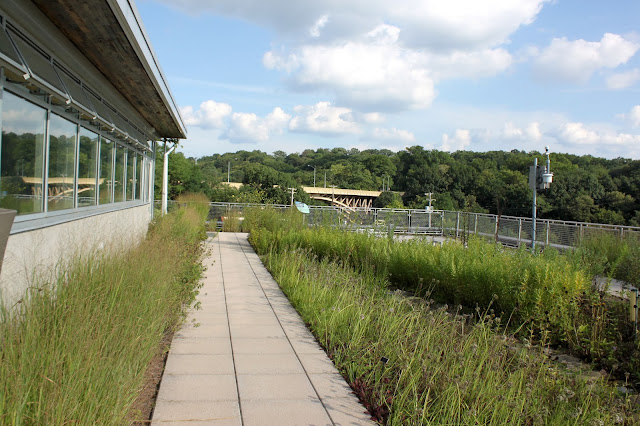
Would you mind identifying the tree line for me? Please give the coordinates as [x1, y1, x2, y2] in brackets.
[156, 145, 640, 226]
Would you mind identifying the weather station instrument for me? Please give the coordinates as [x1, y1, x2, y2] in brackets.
[529, 146, 553, 252]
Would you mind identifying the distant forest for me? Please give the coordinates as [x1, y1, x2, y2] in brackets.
[157, 146, 640, 226]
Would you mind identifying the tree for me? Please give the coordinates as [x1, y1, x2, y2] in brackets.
[476, 169, 529, 217]
[373, 191, 403, 208]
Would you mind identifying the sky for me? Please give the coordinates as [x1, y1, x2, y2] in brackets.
[136, 0, 640, 159]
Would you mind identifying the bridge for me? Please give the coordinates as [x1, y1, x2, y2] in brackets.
[302, 186, 381, 209]
[222, 182, 382, 209]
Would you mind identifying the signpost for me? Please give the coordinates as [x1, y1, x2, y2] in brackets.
[295, 201, 310, 225]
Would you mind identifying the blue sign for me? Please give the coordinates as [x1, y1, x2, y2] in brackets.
[295, 201, 310, 214]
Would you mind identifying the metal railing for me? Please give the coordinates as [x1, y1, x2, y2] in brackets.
[157, 200, 640, 249]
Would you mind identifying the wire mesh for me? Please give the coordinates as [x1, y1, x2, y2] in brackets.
[154, 201, 640, 249]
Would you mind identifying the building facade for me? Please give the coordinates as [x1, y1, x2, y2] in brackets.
[0, 0, 186, 306]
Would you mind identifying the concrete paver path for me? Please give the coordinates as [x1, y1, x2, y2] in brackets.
[152, 232, 374, 426]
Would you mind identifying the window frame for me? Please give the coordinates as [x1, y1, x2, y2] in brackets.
[0, 73, 153, 234]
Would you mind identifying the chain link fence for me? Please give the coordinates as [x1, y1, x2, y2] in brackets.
[156, 201, 640, 249]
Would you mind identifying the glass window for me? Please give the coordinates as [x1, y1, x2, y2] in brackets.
[78, 127, 98, 207]
[0, 91, 46, 214]
[126, 149, 134, 201]
[98, 137, 113, 204]
[135, 153, 142, 200]
[114, 143, 125, 202]
[47, 114, 77, 211]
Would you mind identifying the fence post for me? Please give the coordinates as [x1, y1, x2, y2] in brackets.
[455, 212, 460, 239]
[441, 212, 445, 235]
[474, 214, 478, 235]
[545, 221, 550, 247]
[518, 218, 522, 246]
[579, 223, 584, 244]
[408, 210, 412, 230]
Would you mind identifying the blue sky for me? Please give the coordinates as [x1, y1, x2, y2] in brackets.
[137, 0, 640, 159]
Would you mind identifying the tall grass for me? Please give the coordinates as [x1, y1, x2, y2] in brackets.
[245, 208, 638, 382]
[0, 203, 207, 424]
[176, 192, 211, 221]
[570, 232, 640, 285]
[249, 219, 589, 343]
[264, 248, 631, 424]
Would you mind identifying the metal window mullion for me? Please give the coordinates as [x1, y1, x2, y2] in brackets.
[0, 67, 4, 182]
[150, 141, 157, 209]
[131, 151, 135, 200]
[96, 134, 102, 204]
[135, 152, 139, 200]
[43, 99, 51, 213]
[111, 143, 116, 203]
[73, 123, 79, 209]
[123, 145, 128, 201]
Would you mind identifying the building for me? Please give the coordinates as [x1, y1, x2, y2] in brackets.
[0, 0, 186, 306]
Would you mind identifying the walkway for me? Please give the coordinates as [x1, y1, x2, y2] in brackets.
[151, 232, 374, 426]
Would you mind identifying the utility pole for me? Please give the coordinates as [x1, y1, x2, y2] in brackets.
[532, 157, 538, 251]
[308, 165, 316, 187]
[288, 187, 297, 206]
[324, 171, 327, 188]
[331, 185, 336, 205]
[227, 157, 238, 183]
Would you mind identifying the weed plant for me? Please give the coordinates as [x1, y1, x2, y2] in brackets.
[570, 232, 640, 285]
[0, 203, 207, 424]
[244, 208, 640, 384]
[176, 192, 211, 221]
[249, 219, 589, 344]
[263, 248, 632, 424]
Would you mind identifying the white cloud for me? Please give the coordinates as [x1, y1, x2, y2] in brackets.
[502, 122, 524, 140]
[289, 102, 361, 135]
[265, 32, 436, 111]
[617, 105, 640, 128]
[498, 121, 543, 141]
[558, 122, 601, 145]
[180, 100, 232, 129]
[180, 101, 292, 143]
[426, 48, 512, 80]
[159, 0, 548, 50]
[532, 33, 640, 84]
[526, 122, 543, 141]
[551, 122, 640, 157]
[370, 127, 416, 143]
[360, 112, 385, 124]
[441, 129, 471, 152]
[606, 69, 640, 89]
[264, 25, 512, 112]
[222, 107, 291, 144]
[631, 105, 640, 128]
[309, 14, 329, 38]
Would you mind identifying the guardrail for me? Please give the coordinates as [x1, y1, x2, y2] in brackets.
[156, 201, 640, 249]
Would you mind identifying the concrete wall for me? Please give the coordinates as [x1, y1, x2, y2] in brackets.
[0, 206, 151, 307]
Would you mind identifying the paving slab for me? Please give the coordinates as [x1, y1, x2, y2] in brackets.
[152, 232, 374, 426]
